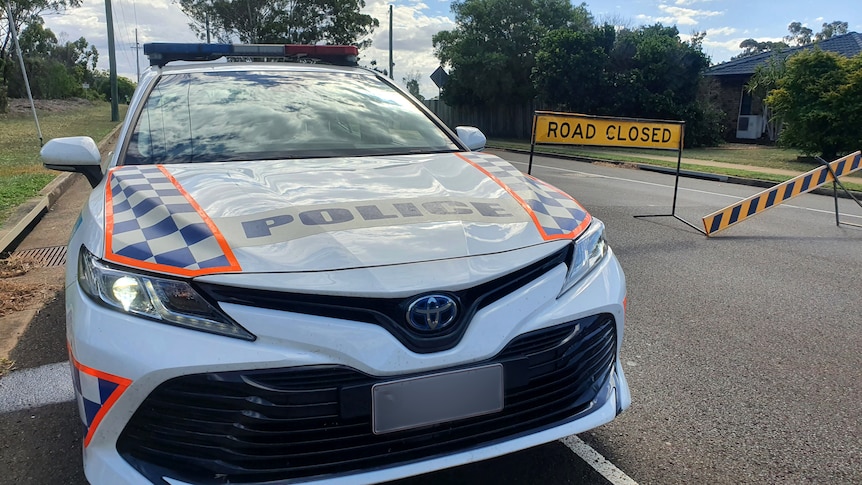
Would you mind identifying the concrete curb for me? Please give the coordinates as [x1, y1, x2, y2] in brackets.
[0, 124, 123, 255]
[491, 146, 862, 200]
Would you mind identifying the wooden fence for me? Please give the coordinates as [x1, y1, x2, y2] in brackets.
[422, 100, 542, 140]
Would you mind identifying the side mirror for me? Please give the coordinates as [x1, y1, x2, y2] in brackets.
[41, 136, 104, 188]
[455, 126, 486, 152]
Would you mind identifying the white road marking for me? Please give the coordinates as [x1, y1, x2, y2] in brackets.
[0, 361, 74, 413]
[562, 435, 639, 485]
[513, 159, 862, 220]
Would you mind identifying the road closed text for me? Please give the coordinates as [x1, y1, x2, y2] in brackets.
[534, 112, 682, 149]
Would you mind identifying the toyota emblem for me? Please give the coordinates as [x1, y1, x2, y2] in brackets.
[406, 294, 458, 331]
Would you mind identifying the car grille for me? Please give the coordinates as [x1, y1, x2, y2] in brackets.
[194, 246, 570, 354]
[117, 314, 617, 484]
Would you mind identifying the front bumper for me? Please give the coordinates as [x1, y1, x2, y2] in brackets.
[68, 252, 628, 484]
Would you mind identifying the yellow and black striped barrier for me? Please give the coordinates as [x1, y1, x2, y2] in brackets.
[702, 151, 862, 236]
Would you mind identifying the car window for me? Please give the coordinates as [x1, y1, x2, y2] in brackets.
[123, 70, 459, 165]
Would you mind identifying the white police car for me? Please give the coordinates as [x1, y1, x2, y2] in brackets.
[41, 43, 629, 484]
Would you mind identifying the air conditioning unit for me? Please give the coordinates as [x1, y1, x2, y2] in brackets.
[736, 115, 763, 139]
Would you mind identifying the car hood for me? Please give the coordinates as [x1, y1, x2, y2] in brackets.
[101, 152, 590, 276]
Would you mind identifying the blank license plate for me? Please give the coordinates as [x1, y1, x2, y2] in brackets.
[372, 364, 504, 434]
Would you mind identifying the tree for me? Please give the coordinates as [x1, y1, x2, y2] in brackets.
[784, 22, 814, 46]
[6, 21, 99, 99]
[533, 23, 723, 146]
[815, 21, 848, 42]
[177, 0, 378, 48]
[745, 55, 787, 140]
[432, 0, 593, 106]
[533, 24, 615, 115]
[766, 50, 862, 159]
[733, 39, 789, 60]
[785, 20, 848, 46]
[92, 71, 136, 103]
[1, 0, 82, 110]
[402, 72, 424, 101]
[734, 20, 848, 59]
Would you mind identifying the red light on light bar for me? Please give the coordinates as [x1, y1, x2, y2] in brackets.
[283, 45, 359, 57]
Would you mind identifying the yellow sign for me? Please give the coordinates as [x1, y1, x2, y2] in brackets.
[533, 111, 683, 150]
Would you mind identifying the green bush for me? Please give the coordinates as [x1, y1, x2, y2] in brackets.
[767, 50, 862, 159]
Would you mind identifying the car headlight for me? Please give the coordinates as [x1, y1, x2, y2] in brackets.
[560, 219, 608, 296]
[77, 246, 255, 341]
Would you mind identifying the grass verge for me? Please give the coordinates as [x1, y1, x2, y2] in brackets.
[0, 99, 126, 226]
[488, 139, 862, 193]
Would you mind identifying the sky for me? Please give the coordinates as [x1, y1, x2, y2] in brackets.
[39, 0, 862, 98]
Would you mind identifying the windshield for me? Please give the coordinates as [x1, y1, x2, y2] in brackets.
[122, 70, 460, 165]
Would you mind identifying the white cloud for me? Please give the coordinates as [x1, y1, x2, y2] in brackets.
[42, 0, 198, 81]
[653, 5, 723, 26]
[706, 26, 737, 37]
[361, 0, 455, 98]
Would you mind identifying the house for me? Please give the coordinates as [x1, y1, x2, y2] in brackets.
[706, 32, 862, 142]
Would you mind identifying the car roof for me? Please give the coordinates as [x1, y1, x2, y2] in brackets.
[155, 61, 375, 77]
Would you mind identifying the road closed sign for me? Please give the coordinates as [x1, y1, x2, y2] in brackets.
[533, 111, 683, 150]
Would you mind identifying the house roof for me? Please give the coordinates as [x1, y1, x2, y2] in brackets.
[707, 31, 862, 76]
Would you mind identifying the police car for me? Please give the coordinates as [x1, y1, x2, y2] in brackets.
[41, 43, 630, 484]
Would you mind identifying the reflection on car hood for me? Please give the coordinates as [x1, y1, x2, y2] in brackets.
[101, 152, 591, 276]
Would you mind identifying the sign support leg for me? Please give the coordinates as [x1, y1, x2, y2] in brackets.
[818, 157, 862, 229]
[633, 125, 706, 235]
[528, 143, 535, 175]
[528, 114, 537, 175]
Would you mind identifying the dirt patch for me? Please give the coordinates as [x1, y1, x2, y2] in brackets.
[0, 254, 42, 278]
[0, 280, 61, 317]
[0, 254, 62, 316]
[6, 98, 94, 115]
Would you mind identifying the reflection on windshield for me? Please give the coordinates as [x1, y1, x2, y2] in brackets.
[124, 70, 459, 165]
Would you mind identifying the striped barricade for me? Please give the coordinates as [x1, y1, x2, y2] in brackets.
[701, 151, 862, 236]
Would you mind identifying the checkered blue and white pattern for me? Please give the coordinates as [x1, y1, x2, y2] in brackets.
[69, 363, 120, 431]
[462, 153, 589, 237]
[107, 166, 233, 272]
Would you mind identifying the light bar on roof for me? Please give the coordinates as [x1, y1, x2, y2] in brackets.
[143, 43, 359, 68]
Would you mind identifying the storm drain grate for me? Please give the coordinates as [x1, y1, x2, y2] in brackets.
[11, 246, 68, 268]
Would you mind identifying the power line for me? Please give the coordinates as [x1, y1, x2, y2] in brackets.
[113, 0, 135, 70]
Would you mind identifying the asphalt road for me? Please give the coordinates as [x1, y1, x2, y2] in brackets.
[501, 150, 862, 485]
[2, 150, 861, 484]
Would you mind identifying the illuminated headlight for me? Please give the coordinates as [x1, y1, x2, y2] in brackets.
[560, 219, 609, 296]
[77, 246, 254, 341]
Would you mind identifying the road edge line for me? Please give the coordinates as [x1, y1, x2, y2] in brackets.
[561, 435, 638, 485]
[0, 361, 75, 413]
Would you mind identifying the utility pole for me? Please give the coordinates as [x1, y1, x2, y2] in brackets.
[388, 5, 393, 80]
[132, 28, 141, 83]
[105, 0, 119, 121]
